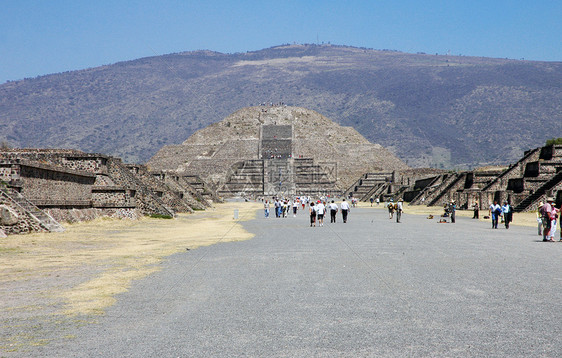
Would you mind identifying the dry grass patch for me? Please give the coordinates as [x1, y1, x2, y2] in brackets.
[0, 202, 261, 351]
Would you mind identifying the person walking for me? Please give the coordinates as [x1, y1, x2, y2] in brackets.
[370, 197, 374, 207]
[264, 200, 270, 218]
[292, 200, 298, 217]
[502, 201, 513, 229]
[274, 199, 281, 218]
[387, 200, 395, 219]
[282, 200, 288, 218]
[340, 199, 350, 223]
[309, 202, 317, 227]
[329, 200, 338, 223]
[316, 200, 326, 227]
[489, 200, 502, 229]
[396, 198, 404, 223]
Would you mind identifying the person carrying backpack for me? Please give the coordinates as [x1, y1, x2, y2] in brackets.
[387, 200, 395, 219]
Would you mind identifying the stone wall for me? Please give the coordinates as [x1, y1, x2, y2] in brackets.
[17, 163, 95, 206]
[92, 187, 135, 208]
[60, 155, 109, 175]
[44, 207, 141, 223]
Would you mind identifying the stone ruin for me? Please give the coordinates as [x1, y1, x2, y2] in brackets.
[147, 106, 408, 198]
[347, 144, 562, 212]
[0, 149, 217, 236]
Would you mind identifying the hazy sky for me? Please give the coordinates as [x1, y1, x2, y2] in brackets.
[1, 0, 560, 83]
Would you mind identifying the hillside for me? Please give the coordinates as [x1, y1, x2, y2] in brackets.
[1, 44, 561, 168]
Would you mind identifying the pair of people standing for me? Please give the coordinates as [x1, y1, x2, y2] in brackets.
[488, 200, 513, 229]
[386, 199, 403, 222]
[309, 201, 326, 227]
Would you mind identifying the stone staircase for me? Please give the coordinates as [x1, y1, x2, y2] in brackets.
[360, 182, 388, 202]
[217, 157, 341, 198]
[480, 147, 542, 193]
[294, 159, 339, 197]
[345, 172, 393, 200]
[408, 175, 443, 205]
[219, 160, 265, 197]
[264, 159, 295, 197]
[2, 189, 65, 232]
[182, 175, 216, 201]
[426, 173, 464, 206]
[514, 170, 562, 212]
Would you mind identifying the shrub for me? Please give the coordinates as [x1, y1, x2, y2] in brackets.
[148, 213, 173, 219]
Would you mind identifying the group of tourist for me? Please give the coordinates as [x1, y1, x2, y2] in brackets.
[263, 195, 561, 239]
[263, 198, 299, 218]
[262, 196, 351, 227]
[538, 197, 561, 241]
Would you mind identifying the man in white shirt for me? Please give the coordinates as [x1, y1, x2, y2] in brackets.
[292, 200, 298, 217]
[328, 200, 338, 223]
[340, 199, 350, 223]
[316, 200, 326, 226]
[489, 200, 502, 229]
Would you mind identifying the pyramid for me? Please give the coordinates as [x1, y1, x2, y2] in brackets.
[147, 106, 408, 196]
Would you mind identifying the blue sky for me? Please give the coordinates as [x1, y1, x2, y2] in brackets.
[1, 0, 560, 83]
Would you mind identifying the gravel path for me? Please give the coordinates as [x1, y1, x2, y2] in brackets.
[14, 207, 562, 357]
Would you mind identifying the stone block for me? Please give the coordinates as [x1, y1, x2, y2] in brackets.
[0, 205, 19, 226]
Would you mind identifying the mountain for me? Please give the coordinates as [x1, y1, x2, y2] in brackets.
[1, 44, 560, 168]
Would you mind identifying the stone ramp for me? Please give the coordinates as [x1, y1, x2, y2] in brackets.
[1, 189, 64, 232]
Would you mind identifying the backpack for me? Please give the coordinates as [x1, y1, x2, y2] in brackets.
[393, 203, 398, 210]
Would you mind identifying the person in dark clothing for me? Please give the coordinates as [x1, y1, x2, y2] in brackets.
[502, 201, 513, 229]
[449, 200, 456, 223]
[473, 202, 479, 219]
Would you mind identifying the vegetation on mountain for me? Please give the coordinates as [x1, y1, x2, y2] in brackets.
[1, 44, 560, 168]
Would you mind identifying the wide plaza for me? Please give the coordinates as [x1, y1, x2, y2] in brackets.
[19, 204, 560, 357]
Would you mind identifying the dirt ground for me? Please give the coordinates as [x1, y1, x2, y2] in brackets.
[0, 200, 542, 353]
[0, 202, 261, 353]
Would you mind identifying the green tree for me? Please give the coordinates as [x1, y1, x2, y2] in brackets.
[546, 138, 562, 146]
